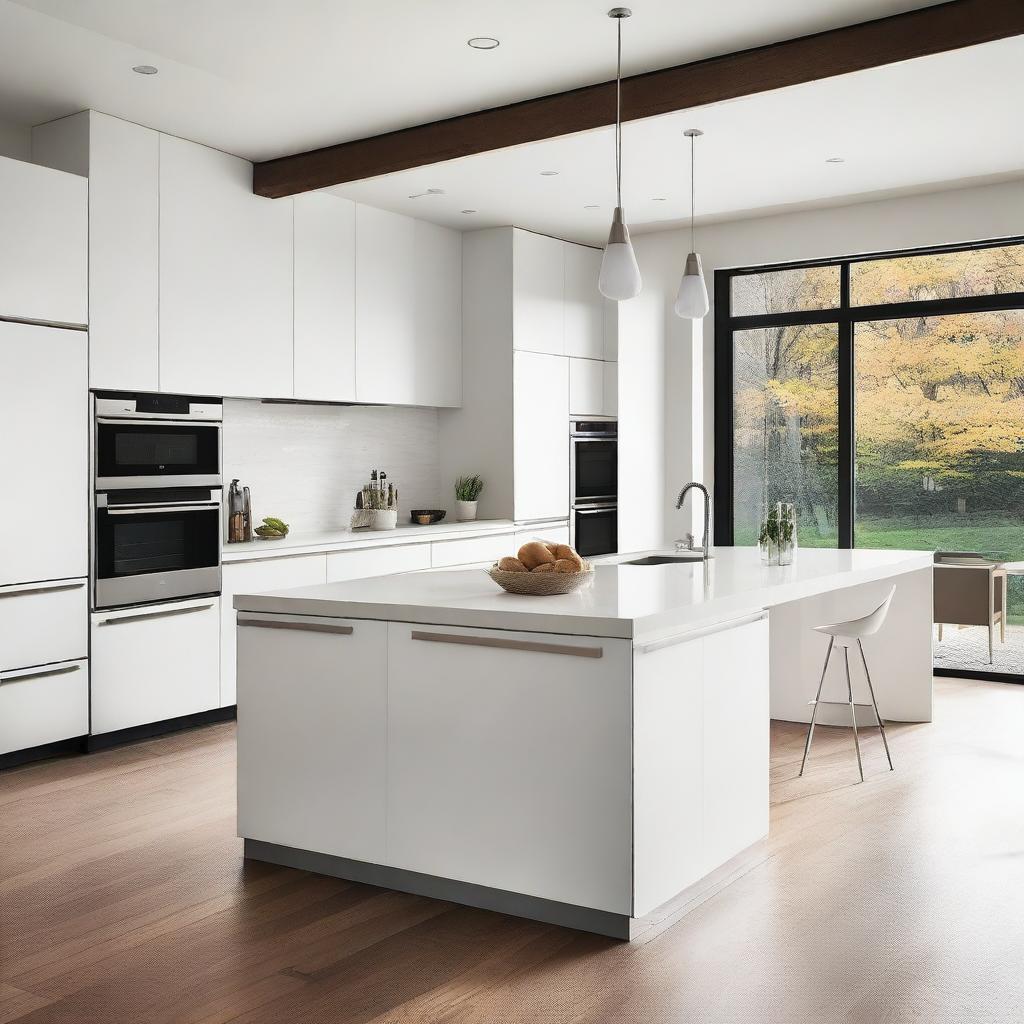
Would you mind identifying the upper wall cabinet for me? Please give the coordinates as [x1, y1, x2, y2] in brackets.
[159, 135, 293, 399]
[512, 230, 564, 355]
[563, 244, 605, 359]
[294, 192, 356, 402]
[355, 205, 461, 407]
[0, 155, 86, 326]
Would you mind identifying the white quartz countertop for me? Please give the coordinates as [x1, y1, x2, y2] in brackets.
[233, 546, 933, 642]
[222, 518, 517, 563]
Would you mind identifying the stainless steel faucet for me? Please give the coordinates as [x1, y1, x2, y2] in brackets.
[675, 482, 712, 559]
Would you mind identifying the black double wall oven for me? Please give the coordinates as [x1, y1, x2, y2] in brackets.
[93, 392, 223, 610]
[570, 419, 618, 557]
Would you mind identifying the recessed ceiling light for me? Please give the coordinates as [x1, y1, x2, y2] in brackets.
[584, 204, 600, 209]
[132, 64, 158, 75]
[467, 37, 500, 49]
[540, 170, 559, 176]
[652, 197, 668, 201]
[461, 209, 477, 214]
[825, 157, 845, 163]
[407, 187, 446, 199]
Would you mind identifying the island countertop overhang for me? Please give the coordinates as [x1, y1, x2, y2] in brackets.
[232, 547, 934, 643]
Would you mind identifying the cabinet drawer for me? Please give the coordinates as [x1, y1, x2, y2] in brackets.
[90, 597, 220, 735]
[514, 524, 570, 551]
[0, 579, 88, 672]
[0, 659, 88, 755]
[327, 544, 431, 582]
[430, 533, 513, 569]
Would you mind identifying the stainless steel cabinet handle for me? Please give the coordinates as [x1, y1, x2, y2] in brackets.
[0, 579, 86, 598]
[0, 662, 81, 683]
[106, 504, 219, 516]
[237, 617, 353, 636]
[574, 506, 617, 515]
[98, 603, 215, 626]
[410, 630, 602, 659]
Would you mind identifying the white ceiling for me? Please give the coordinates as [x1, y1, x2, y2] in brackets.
[331, 37, 1024, 245]
[1, 0, 944, 161]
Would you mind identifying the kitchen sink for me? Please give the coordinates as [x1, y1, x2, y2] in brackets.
[623, 553, 709, 566]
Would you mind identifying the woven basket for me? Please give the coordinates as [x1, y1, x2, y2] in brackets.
[487, 560, 595, 596]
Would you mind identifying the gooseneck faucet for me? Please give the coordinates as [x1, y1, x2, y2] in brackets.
[675, 482, 712, 560]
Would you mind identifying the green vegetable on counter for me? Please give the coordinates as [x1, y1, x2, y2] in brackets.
[254, 516, 290, 539]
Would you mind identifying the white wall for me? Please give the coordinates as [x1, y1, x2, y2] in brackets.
[222, 400, 440, 535]
[631, 177, 1024, 546]
[0, 117, 31, 161]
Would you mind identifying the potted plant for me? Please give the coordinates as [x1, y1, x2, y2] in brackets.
[759, 502, 797, 565]
[454, 475, 484, 522]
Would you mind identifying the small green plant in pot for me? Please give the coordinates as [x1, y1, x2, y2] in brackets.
[455, 475, 484, 522]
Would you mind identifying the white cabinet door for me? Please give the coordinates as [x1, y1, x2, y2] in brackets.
[88, 112, 159, 391]
[430, 533, 512, 568]
[355, 205, 461, 407]
[0, 579, 88, 672]
[0, 322, 87, 587]
[237, 614, 387, 864]
[563, 244, 604, 359]
[513, 523, 570, 550]
[513, 351, 570, 522]
[159, 135, 293, 399]
[702, 616, 770, 873]
[632, 633, 705, 917]
[512, 230, 564, 355]
[569, 357, 606, 416]
[294, 193, 356, 402]
[413, 219, 462, 407]
[603, 360, 618, 417]
[90, 598, 220, 735]
[387, 622, 632, 913]
[0, 155, 87, 325]
[220, 554, 327, 707]
[355, 204, 415, 404]
[0, 659, 89, 756]
[326, 544, 430, 582]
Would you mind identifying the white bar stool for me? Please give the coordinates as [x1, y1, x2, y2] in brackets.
[799, 586, 896, 783]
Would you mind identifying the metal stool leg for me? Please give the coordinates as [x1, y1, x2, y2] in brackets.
[858, 638, 893, 771]
[844, 646, 864, 783]
[800, 637, 834, 777]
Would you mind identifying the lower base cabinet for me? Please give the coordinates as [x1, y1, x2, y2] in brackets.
[236, 614, 387, 864]
[0, 659, 89, 755]
[90, 597, 221, 735]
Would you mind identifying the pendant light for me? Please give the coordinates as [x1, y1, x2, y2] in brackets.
[674, 128, 709, 319]
[598, 7, 641, 301]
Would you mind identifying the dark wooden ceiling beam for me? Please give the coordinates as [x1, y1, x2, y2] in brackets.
[253, 0, 1024, 198]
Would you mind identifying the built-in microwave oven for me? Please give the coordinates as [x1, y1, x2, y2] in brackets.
[94, 391, 222, 490]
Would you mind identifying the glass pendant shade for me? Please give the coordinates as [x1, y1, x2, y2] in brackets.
[599, 207, 642, 300]
[674, 252, 709, 319]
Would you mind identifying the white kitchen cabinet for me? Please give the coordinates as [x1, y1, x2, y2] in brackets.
[513, 523, 570, 550]
[563, 244, 604, 359]
[220, 554, 327, 707]
[513, 351, 570, 522]
[0, 155, 87, 326]
[237, 614, 387, 864]
[355, 204, 461, 407]
[386, 622, 633, 913]
[430, 533, 512, 569]
[294, 193, 356, 402]
[512, 230, 564, 355]
[569, 357, 606, 417]
[603, 360, 618, 417]
[0, 659, 89, 756]
[159, 135, 293, 399]
[326, 544, 431, 583]
[87, 113, 160, 390]
[90, 597, 221, 735]
[0, 322, 87, 587]
[0, 579, 88, 672]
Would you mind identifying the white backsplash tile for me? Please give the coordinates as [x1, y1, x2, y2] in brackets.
[223, 400, 440, 534]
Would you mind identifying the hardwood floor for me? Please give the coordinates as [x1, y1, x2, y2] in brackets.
[2, 677, 1022, 1023]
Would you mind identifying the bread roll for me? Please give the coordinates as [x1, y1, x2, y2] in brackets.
[553, 558, 580, 574]
[552, 544, 583, 569]
[497, 556, 528, 573]
[518, 541, 556, 569]
[543, 541, 560, 555]
[531, 561, 556, 573]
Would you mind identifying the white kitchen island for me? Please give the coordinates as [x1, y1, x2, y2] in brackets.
[234, 546, 932, 939]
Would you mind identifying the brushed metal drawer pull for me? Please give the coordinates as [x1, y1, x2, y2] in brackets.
[0, 579, 86, 598]
[98, 603, 214, 626]
[0, 662, 81, 684]
[410, 630, 603, 659]
[238, 618, 354, 636]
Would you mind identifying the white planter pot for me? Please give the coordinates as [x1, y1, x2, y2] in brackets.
[455, 500, 478, 522]
[369, 509, 398, 531]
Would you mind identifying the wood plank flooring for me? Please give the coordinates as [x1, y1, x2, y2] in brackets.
[2, 677, 1023, 1023]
